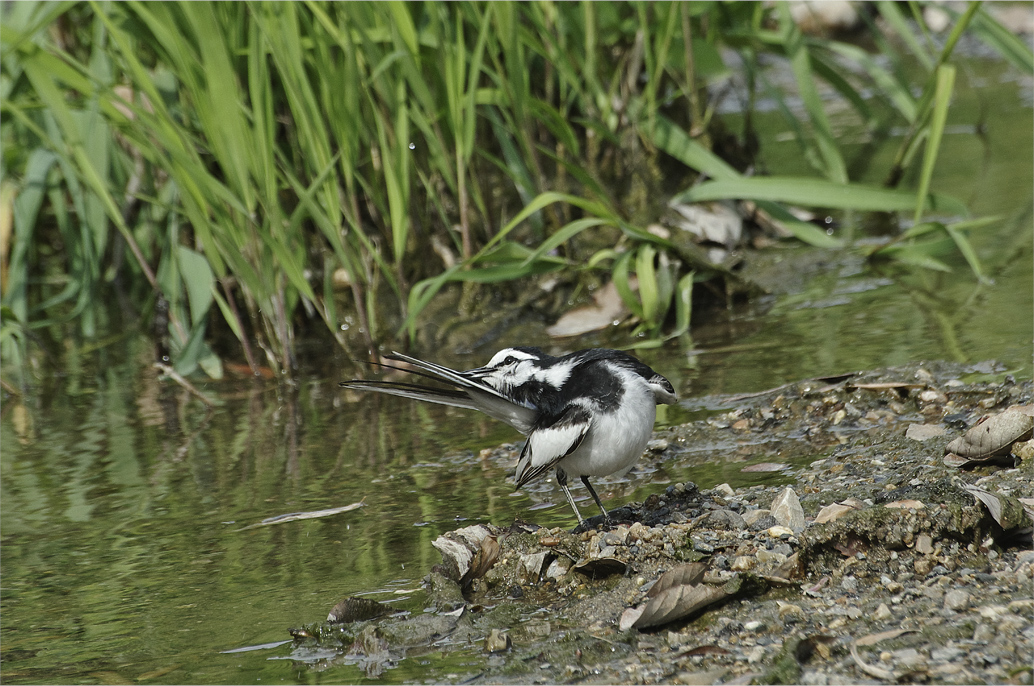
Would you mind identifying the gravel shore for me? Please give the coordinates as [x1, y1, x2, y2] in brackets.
[290, 362, 1033, 684]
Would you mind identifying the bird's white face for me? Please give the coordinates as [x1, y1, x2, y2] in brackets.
[475, 348, 543, 392]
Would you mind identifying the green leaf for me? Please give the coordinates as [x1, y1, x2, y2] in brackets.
[678, 177, 967, 215]
[913, 64, 955, 224]
[176, 246, 215, 328]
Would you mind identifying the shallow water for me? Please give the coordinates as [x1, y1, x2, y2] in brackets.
[2, 46, 1031, 685]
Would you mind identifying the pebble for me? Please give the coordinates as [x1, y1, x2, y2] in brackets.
[770, 487, 806, 530]
[744, 620, 764, 632]
[731, 556, 755, 571]
[891, 648, 924, 668]
[841, 576, 859, 593]
[931, 645, 963, 661]
[973, 623, 996, 642]
[742, 508, 772, 527]
[756, 549, 786, 564]
[714, 483, 736, 497]
[944, 589, 970, 611]
[874, 603, 892, 620]
[915, 534, 934, 555]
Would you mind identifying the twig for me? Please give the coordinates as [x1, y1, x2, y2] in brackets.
[155, 363, 216, 407]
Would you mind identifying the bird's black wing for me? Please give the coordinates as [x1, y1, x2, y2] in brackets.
[513, 404, 592, 488]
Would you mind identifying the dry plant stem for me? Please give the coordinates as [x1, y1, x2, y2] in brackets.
[155, 363, 216, 407]
[220, 278, 261, 377]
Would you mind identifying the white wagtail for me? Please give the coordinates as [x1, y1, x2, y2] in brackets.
[340, 347, 677, 525]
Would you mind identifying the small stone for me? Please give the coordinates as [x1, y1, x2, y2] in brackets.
[874, 603, 892, 620]
[701, 509, 747, 531]
[604, 530, 628, 546]
[914, 559, 933, 576]
[756, 549, 787, 564]
[485, 629, 511, 653]
[778, 602, 804, 620]
[931, 645, 963, 661]
[714, 483, 736, 497]
[905, 423, 945, 441]
[744, 620, 764, 632]
[944, 589, 970, 611]
[647, 438, 669, 452]
[770, 488, 806, 530]
[731, 556, 755, 571]
[891, 648, 924, 668]
[842, 576, 859, 593]
[747, 645, 766, 664]
[915, 534, 934, 555]
[847, 606, 863, 620]
[814, 503, 855, 524]
[742, 508, 772, 526]
[545, 557, 572, 581]
[973, 623, 995, 642]
[767, 525, 794, 538]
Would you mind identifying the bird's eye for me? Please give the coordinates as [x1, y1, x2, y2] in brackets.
[503, 356, 517, 366]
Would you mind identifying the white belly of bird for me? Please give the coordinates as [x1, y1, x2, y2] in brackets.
[556, 382, 657, 478]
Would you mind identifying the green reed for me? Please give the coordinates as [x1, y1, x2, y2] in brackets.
[1, 1, 1027, 381]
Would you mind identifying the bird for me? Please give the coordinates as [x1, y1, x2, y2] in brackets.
[339, 347, 677, 525]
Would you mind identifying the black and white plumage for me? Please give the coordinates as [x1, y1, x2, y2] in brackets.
[339, 347, 677, 525]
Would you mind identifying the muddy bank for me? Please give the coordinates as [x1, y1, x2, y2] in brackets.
[288, 362, 1033, 684]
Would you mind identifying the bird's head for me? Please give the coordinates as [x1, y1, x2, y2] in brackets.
[469, 347, 547, 392]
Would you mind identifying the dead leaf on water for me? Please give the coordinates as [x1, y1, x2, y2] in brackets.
[236, 500, 365, 530]
[546, 281, 630, 338]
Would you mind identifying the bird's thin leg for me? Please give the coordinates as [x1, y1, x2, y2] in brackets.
[555, 469, 585, 525]
[581, 476, 611, 522]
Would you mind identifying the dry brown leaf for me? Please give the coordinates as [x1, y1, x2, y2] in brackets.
[619, 605, 645, 631]
[647, 562, 707, 598]
[460, 535, 500, 588]
[945, 408, 1034, 459]
[964, 484, 1033, 530]
[633, 583, 729, 629]
[546, 281, 630, 338]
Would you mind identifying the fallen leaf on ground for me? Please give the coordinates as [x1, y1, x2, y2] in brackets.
[647, 562, 707, 597]
[633, 582, 729, 629]
[945, 407, 1034, 460]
